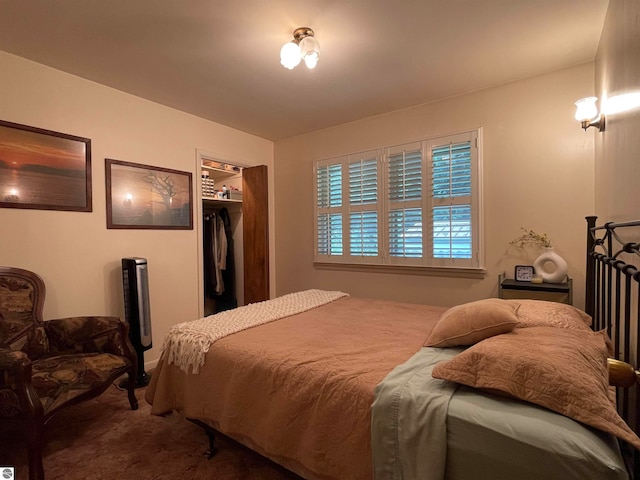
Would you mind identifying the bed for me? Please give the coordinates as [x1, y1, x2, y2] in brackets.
[145, 216, 640, 479]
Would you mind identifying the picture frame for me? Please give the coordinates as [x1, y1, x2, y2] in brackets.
[0, 119, 92, 212]
[105, 158, 193, 230]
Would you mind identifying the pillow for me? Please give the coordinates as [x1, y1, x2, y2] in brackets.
[424, 298, 518, 347]
[432, 326, 640, 450]
[513, 299, 592, 329]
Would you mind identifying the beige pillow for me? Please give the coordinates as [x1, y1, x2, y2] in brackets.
[514, 299, 592, 329]
[432, 326, 640, 450]
[424, 298, 518, 348]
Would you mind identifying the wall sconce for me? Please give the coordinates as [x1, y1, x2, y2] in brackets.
[280, 27, 320, 70]
[574, 97, 605, 132]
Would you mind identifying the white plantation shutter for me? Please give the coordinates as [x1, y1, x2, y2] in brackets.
[432, 205, 472, 258]
[316, 213, 343, 255]
[389, 208, 423, 258]
[428, 131, 478, 267]
[313, 129, 481, 270]
[388, 146, 422, 202]
[348, 152, 381, 260]
[349, 211, 378, 256]
[315, 162, 344, 257]
[387, 143, 424, 262]
[317, 163, 342, 209]
[349, 156, 378, 205]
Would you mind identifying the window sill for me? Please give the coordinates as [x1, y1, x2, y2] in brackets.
[313, 262, 486, 279]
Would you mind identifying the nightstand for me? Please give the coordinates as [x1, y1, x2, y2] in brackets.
[498, 274, 573, 305]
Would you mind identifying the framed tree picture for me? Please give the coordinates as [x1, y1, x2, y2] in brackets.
[105, 158, 193, 230]
[0, 120, 92, 212]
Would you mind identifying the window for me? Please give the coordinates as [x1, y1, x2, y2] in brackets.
[313, 130, 482, 271]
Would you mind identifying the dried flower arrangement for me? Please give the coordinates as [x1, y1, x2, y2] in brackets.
[509, 228, 552, 248]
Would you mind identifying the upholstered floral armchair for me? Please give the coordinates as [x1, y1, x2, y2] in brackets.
[0, 267, 138, 480]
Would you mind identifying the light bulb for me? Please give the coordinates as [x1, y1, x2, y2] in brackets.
[299, 36, 320, 69]
[574, 97, 599, 122]
[303, 52, 319, 69]
[280, 42, 301, 70]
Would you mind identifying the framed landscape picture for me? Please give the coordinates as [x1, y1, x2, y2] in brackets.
[105, 158, 193, 230]
[0, 120, 92, 212]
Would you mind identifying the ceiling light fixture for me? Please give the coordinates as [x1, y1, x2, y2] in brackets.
[280, 27, 320, 70]
[574, 97, 605, 132]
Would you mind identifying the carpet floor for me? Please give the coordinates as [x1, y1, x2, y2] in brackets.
[0, 382, 304, 480]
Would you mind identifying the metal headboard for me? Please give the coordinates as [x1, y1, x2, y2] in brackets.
[585, 216, 640, 475]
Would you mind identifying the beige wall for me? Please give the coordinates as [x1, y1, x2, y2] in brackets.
[592, 0, 640, 386]
[594, 0, 640, 221]
[274, 64, 595, 308]
[0, 51, 274, 366]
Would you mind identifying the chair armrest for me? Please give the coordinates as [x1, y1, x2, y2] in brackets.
[1, 347, 35, 393]
[0, 348, 30, 370]
[0, 348, 43, 419]
[45, 316, 135, 359]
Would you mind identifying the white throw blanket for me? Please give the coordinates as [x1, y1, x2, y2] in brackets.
[162, 289, 348, 374]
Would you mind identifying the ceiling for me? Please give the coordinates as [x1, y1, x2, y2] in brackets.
[0, 1, 608, 141]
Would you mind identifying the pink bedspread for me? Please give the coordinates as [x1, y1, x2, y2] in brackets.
[146, 296, 445, 480]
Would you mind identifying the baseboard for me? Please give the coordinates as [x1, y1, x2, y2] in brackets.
[145, 358, 159, 372]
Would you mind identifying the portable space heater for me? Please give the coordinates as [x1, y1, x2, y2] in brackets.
[121, 257, 152, 387]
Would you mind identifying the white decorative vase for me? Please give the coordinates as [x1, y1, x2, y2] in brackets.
[533, 247, 568, 283]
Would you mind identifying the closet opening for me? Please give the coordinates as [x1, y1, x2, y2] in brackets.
[196, 151, 269, 318]
[203, 208, 239, 315]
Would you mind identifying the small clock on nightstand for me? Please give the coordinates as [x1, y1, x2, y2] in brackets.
[514, 265, 534, 282]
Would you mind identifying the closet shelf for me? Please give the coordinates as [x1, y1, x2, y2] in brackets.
[203, 197, 242, 204]
[201, 161, 242, 177]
